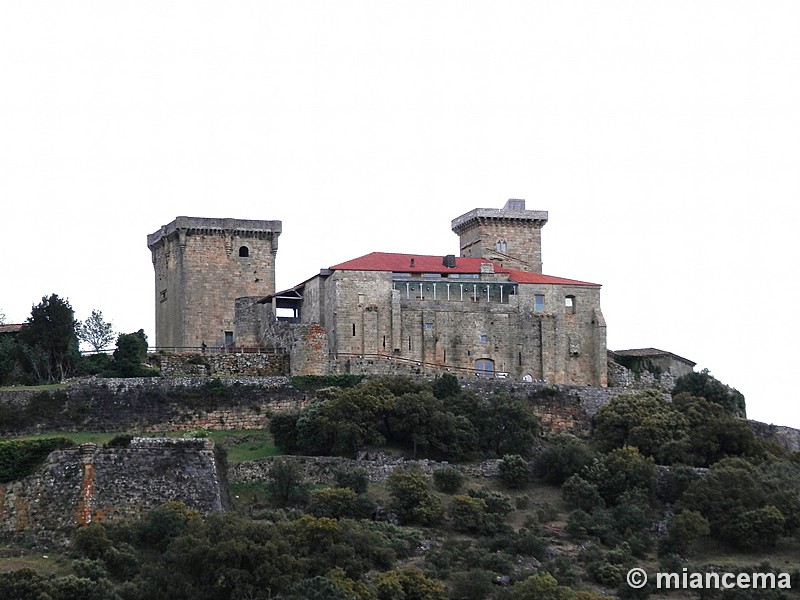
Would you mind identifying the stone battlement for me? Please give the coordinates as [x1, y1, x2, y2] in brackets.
[147, 216, 282, 247]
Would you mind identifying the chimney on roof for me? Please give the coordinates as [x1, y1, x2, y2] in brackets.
[410, 258, 415, 268]
[503, 199, 526, 210]
[443, 255, 456, 268]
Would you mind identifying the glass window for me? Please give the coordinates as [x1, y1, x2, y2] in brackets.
[534, 294, 545, 311]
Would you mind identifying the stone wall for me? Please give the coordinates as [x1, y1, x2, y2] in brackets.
[261, 322, 330, 376]
[0, 438, 226, 544]
[747, 421, 800, 453]
[607, 359, 676, 392]
[0, 376, 305, 437]
[229, 452, 502, 486]
[158, 351, 289, 377]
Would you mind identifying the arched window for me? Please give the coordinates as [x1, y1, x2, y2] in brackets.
[238, 246, 249, 258]
[475, 358, 494, 377]
[496, 240, 508, 253]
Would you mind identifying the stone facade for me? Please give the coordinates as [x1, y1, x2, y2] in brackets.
[244, 200, 608, 386]
[149, 201, 606, 386]
[147, 217, 281, 350]
[451, 199, 549, 273]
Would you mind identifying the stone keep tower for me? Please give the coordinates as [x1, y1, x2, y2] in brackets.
[147, 217, 282, 350]
[451, 199, 548, 273]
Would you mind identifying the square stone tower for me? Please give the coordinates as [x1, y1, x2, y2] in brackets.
[147, 217, 281, 350]
[451, 199, 548, 273]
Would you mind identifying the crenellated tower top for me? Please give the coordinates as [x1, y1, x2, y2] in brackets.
[451, 199, 548, 273]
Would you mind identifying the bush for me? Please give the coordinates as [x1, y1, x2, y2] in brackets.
[660, 509, 709, 556]
[562, 475, 605, 512]
[373, 567, 446, 600]
[672, 368, 746, 417]
[448, 569, 494, 600]
[386, 469, 444, 526]
[104, 434, 133, 448]
[449, 495, 489, 533]
[334, 466, 369, 494]
[432, 467, 464, 494]
[533, 434, 596, 485]
[0, 437, 73, 482]
[499, 454, 529, 489]
[308, 487, 359, 519]
[266, 458, 310, 508]
[290, 374, 365, 391]
[726, 505, 786, 550]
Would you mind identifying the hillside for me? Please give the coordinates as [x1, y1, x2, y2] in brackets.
[1, 373, 799, 599]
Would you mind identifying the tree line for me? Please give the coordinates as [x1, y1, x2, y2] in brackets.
[0, 294, 154, 385]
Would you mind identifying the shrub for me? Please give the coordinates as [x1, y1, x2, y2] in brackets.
[0, 437, 72, 482]
[386, 469, 444, 526]
[726, 505, 786, 550]
[449, 495, 489, 533]
[104, 434, 133, 448]
[448, 569, 494, 600]
[373, 567, 446, 600]
[334, 466, 369, 494]
[562, 475, 605, 512]
[432, 467, 464, 494]
[266, 458, 310, 508]
[533, 434, 595, 485]
[290, 374, 365, 391]
[660, 509, 710, 556]
[499, 454, 529, 489]
[308, 487, 358, 519]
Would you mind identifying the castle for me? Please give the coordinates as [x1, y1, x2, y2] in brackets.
[148, 200, 608, 386]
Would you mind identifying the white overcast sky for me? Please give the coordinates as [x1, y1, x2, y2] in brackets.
[1, 2, 799, 427]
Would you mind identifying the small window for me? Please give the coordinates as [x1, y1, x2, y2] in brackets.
[496, 240, 508, 253]
[160, 289, 167, 303]
[224, 331, 234, 346]
[565, 295, 576, 314]
[425, 322, 434, 330]
[352, 323, 356, 336]
[479, 334, 488, 343]
[534, 294, 545, 311]
[238, 246, 249, 258]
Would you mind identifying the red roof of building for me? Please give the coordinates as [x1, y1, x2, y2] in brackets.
[0, 323, 23, 334]
[505, 270, 599, 287]
[329, 252, 599, 287]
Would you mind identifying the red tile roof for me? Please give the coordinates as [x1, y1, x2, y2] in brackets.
[0, 323, 23, 334]
[329, 252, 599, 287]
[330, 252, 508, 275]
[505, 269, 600, 287]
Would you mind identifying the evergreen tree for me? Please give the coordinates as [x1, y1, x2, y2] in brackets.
[17, 294, 79, 383]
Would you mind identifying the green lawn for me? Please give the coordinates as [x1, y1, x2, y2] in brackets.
[7, 429, 280, 463]
[0, 383, 69, 391]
